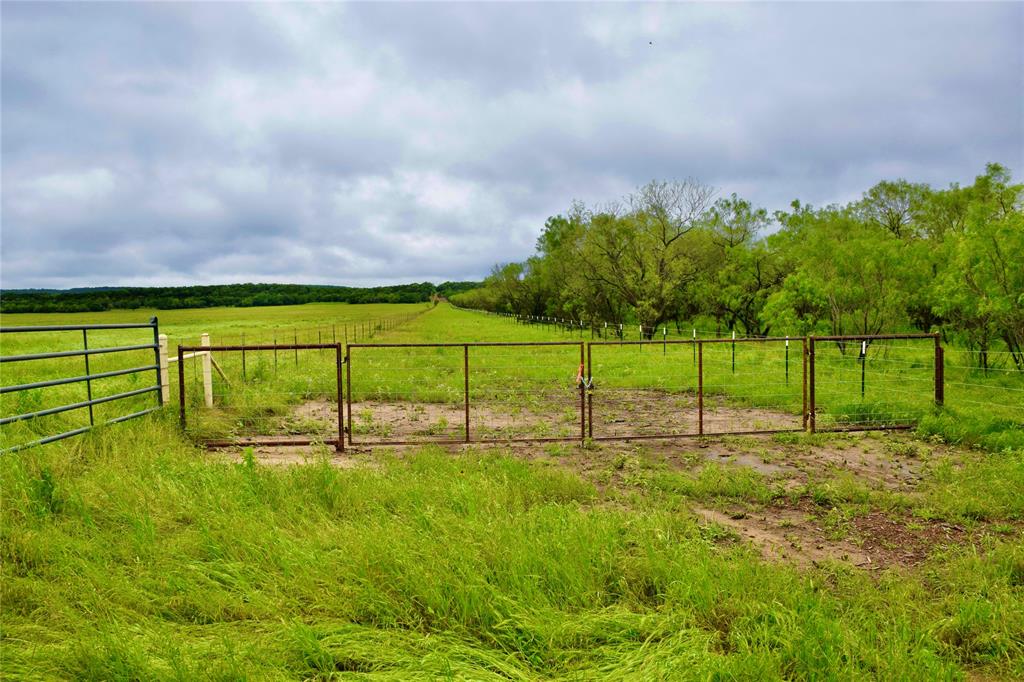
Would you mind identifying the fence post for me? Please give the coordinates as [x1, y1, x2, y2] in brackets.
[934, 334, 944, 407]
[346, 346, 353, 446]
[82, 329, 94, 425]
[342, 339, 350, 450]
[579, 342, 585, 444]
[158, 334, 170, 405]
[808, 336, 816, 433]
[698, 340, 704, 436]
[464, 344, 470, 443]
[201, 333, 213, 408]
[801, 337, 808, 431]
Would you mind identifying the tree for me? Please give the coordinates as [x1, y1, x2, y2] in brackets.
[574, 180, 716, 335]
[856, 179, 929, 239]
[765, 202, 926, 342]
[934, 165, 1024, 369]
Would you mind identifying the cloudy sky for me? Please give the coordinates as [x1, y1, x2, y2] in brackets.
[2, 2, 1021, 289]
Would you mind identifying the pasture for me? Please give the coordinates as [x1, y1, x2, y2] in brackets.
[2, 302, 1023, 679]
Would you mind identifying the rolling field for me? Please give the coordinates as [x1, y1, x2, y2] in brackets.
[2, 303, 1023, 679]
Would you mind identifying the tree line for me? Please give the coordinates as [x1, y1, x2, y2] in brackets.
[0, 281, 480, 314]
[452, 164, 1022, 369]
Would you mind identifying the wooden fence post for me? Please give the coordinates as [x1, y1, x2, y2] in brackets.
[201, 333, 213, 408]
[158, 334, 170, 405]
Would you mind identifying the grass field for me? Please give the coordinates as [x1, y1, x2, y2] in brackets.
[2, 303, 1023, 679]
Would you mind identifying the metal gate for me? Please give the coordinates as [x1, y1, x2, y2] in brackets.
[586, 337, 807, 440]
[177, 343, 345, 451]
[345, 342, 585, 446]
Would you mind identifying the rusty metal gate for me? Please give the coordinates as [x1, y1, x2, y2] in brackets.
[177, 343, 345, 451]
[586, 337, 808, 440]
[345, 342, 585, 446]
[176, 334, 944, 450]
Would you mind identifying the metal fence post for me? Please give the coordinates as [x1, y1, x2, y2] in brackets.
[934, 334, 944, 406]
[698, 340, 704, 436]
[346, 345, 353, 446]
[151, 317, 163, 407]
[82, 329, 94, 425]
[808, 336, 816, 433]
[801, 337, 808, 431]
[579, 342, 585, 444]
[335, 343, 345, 453]
[464, 344, 470, 443]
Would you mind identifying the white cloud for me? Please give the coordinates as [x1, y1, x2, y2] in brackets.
[0, 1, 1020, 289]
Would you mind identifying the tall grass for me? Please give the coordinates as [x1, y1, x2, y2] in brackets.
[2, 416, 1023, 679]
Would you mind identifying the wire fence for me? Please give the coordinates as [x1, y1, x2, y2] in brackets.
[171, 334, 981, 450]
[8, 311, 1020, 454]
[810, 336, 937, 432]
[344, 343, 584, 445]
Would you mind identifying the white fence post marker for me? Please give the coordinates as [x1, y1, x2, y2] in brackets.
[200, 333, 213, 408]
[158, 334, 170, 404]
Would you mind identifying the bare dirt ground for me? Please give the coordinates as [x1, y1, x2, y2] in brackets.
[278, 389, 801, 443]
[593, 388, 802, 436]
[209, 397, 1018, 571]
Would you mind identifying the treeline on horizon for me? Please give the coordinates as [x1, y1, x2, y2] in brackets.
[0, 281, 480, 314]
[452, 163, 1023, 369]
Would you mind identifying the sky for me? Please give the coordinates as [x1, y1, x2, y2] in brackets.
[2, 2, 1021, 290]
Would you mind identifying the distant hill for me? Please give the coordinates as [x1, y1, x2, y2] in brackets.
[0, 281, 481, 313]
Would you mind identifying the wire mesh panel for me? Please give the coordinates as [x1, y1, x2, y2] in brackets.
[588, 341, 701, 439]
[468, 343, 583, 442]
[700, 338, 805, 435]
[347, 344, 467, 445]
[178, 344, 343, 449]
[941, 348, 1024, 425]
[810, 335, 937, 432]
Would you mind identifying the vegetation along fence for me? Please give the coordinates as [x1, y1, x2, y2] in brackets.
[175, 333, 947, 450]
[0, 319, 163, 453]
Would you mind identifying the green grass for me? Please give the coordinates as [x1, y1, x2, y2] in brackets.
[3, 303, 1024, 678]
[3, 419, 1023, 679]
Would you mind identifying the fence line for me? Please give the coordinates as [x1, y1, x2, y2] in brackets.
[172, 334, 955, 451]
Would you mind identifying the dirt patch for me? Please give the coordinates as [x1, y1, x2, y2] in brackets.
[292, 399, 337, 423]
[849, 510, 971, 567]
[345, 397, 582, 443]
[774, 432, 928, 489]
[693, 505, 874, 568]
[592, 389, 802, 437]
[692, 499, 1002, 570]
[284, 392, 804, 445]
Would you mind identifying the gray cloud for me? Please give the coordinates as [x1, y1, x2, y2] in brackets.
[1, 1, 1021, 289]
